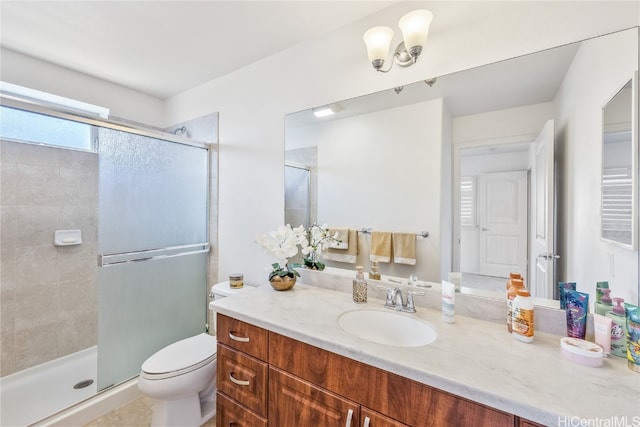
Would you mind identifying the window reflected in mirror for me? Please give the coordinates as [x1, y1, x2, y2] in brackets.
[601, 79, 636, 249]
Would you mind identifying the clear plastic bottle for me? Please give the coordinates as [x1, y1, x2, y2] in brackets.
[512, 288, 534, 343]
[353, 266, 367, 303]
[507, 278, 525, 333]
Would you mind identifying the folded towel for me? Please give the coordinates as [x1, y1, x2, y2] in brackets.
[328, 227, 349, 250]
[392, 232, 416, 265]
[370, 231, 392, 263]
[323, 229, 358, 263]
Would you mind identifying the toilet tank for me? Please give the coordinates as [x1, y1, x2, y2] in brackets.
[208, 280, 259, 335]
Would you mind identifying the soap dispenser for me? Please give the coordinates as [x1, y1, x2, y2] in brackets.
[369, 261, 381, 280]
[607, 297, 627, 358]
[353, 266, 367, 303]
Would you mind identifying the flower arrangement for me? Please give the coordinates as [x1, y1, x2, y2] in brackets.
[255, 224, 308, 280]
[255, 223, 341, 278]
[301, 223, 341, 271]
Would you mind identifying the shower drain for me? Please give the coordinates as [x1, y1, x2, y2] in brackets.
[73, 379, 94, 389]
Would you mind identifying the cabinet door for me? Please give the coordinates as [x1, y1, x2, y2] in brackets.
[519, 420, 546, 427]
[269, 367, 359, 427]
[361, 407, 409, 427]
[217, 392, 267, 427]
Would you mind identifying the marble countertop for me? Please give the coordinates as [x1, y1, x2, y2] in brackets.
[211, 283, 640, 426]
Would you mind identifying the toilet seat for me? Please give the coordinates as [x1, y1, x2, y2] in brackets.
[142, 333, 217, 380]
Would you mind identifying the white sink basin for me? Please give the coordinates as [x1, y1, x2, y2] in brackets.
[338, 309, 437, 347]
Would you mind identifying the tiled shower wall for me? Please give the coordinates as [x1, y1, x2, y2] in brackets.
[1, 140, 98, 376]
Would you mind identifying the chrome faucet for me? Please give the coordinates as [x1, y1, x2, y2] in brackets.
[392, 287, 404, 311]
[378, 286, 424, 313]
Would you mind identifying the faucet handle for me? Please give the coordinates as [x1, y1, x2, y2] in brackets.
[405, 290, 425, 313]
[377, 285, 397, 309]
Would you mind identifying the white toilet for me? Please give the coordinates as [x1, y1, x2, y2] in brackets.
[138, 333, 217, 427]
[138, 280, 255, 426]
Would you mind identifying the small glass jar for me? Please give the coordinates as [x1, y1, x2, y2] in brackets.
[229, 273, 244, 289]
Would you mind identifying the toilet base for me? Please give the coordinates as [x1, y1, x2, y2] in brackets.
[150, 392, 216, 427]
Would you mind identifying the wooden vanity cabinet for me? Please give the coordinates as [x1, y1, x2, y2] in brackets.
[217, 313, 522, 427]
[269, 332, 514, 427]
[518, 419, 546, 427]
[216, 314, 269, 426]
[269, 367, 408, 427]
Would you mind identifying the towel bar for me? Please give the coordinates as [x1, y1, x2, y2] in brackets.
[357, 228, 429, 238]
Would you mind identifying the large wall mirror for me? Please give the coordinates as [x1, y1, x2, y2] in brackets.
[285, 27, 639, 307]
[601, 76, 638, 250]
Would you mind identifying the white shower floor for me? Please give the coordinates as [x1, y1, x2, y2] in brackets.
[0, 346, 97, 427]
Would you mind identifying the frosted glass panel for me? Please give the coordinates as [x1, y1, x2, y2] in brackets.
[98, 128, 208, 253]
[97, 129, 210, 391]
[285, 165, 310, 228]
[97, 253, 207, 390]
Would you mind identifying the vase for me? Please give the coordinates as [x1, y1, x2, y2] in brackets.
[269, 274, 297, 291]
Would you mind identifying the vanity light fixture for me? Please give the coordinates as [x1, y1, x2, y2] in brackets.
[312, 104, 342, 118]
[363, 9, 433, 73]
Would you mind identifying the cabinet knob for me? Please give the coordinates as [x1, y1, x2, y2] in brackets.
[229, 331, 250, 342]
[363, 416, 371, 427]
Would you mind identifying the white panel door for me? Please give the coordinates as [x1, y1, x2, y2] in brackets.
[532, 120, 556, 299]
[477, 171, 528, 277]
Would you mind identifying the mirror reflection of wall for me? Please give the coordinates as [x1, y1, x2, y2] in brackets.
[285, 27, 639, 305]
[286, 98, 448, 282]
[601, 79, 635, 248]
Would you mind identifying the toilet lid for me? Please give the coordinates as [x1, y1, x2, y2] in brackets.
[142, 333, 217, 375]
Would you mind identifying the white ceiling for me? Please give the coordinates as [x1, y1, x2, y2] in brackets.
[0, 1, 397, 99]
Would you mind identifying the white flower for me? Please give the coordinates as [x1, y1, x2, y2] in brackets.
[255, 224, 308, 269]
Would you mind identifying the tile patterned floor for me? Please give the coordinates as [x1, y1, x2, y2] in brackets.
[83, 396, 216, 427]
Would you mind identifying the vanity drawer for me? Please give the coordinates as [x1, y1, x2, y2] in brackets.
[216, 391, 267, 427]
[217, 313, 268, 361]
[217, 344, 268, 417]
[361, 407, 410, 427]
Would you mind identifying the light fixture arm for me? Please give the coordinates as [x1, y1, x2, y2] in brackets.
[373, 42, 418, 73]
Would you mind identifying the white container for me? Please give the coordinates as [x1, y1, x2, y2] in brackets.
[560, 337, 604, 367]
[441, 280, 455, 323]
[512, 288, 534, 343]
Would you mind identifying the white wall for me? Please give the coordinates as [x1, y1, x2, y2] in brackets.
[0, 48, 165, 127]
[3, 1, 638, 287]
[554, 27, 639, 306]
[454, 103, 554, 144]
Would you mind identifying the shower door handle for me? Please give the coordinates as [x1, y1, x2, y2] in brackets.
[97, 242, 209, 267]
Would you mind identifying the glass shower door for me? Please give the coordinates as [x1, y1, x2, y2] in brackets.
[97, 128, 209, 390]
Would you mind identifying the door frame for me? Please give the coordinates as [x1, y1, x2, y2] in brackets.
[452, 135, 537, 274]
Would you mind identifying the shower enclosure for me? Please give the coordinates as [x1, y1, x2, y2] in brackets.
[0, 99, 217, 425]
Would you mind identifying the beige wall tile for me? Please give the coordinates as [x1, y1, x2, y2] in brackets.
[16, 244, 59, 285]
[16, 206, 60, 247]
[14, 322, 61, 371]
[1, 329, 16, 376]
[1, 161, 17, 207]
[16, 164, 61, 206]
